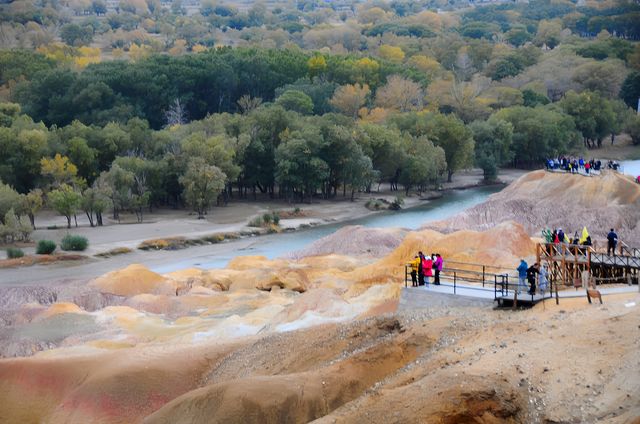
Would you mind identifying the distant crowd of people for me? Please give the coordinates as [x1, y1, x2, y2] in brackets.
[546, 156, 607, 174]
[545, 157, 625, 175]
[542, 227, 619, 256]
[408, 252, 443, 287]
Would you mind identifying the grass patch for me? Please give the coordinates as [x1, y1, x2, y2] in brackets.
[6, 247, 24, 259]
[138, 237, 188, 251]
[249, 212, 281, 228]
[95, 247, 132, 258]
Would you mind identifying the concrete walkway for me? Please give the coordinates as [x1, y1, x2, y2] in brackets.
[401, 282, 638, 308]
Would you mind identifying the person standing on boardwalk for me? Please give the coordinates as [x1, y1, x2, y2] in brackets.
[538, 264, 548, 296]
[526, 263, 540, 295]
[422, 254, 433, 286]
[408, 255, 420, 287]
[417, 252, 425, 286]
[607, 228, 618, 256]
[434, 253, 443, 285]
[517, 259, 528, 294]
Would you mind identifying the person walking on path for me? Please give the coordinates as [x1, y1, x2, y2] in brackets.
[434, 253, 443, 285]
[538, 264, 548, 296]
[607, 228, 618, 256]
[527, 263, 540, 295]
[408, 255, 420, 287]
[422, 254, 433, 286]
[417, 252, 425, 286]
[517, 259, 528, 294]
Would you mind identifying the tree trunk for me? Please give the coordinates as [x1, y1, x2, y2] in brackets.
[447, 169, 453, 183]
[74, 214, 78, 227]
[96, 212, 103, 226]
[66, 215, 72, 229]
[29, 213, 36, 230]
[85, 211, 95, 227]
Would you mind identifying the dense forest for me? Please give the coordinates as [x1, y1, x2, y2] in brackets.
[0, 0, 639, 237]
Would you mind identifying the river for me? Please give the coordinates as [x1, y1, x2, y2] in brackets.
[622, 159, 640, 177]
[153, 185, 501, 273]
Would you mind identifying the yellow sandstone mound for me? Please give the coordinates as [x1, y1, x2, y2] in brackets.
[34, 303, 87, 321]
[345, 221, 535, 285]
[90, 264, 177, 296]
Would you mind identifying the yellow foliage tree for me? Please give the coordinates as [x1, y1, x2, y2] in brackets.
[74, 46, 101, 68]
[41, 154, 78, 188]
[307, 55, 327, 77]
[378, 45, 405, 63]
[129, 43, 152, 62]
[408, 55, 441, 80]
[329, 83, 370, 119]
[169, 39, 188, 56]
[192, 44, 207, 53]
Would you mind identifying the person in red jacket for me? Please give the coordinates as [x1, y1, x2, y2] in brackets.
[422, 254, 433, 286]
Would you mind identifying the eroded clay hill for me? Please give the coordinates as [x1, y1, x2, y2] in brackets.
[431, 170, 640, 245]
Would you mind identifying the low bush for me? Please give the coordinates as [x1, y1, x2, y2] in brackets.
[248, 216, 263, 227]
[6, 247, 24, 259]
[262, 213, 272, 224]
[61, 234, 89, 251]
[36, 240, 56, 254]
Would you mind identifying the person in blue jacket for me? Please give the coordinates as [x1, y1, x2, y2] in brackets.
[517, 259, 528, 294]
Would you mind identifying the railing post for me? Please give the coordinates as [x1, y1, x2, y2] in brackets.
[482, 265, 485, 287]
[453, 271, 457, 295]
[405, 265, 407, 288]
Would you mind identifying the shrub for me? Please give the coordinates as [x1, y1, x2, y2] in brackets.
[249, 216, 263, 227]
[262, 213, 273, 224]
[36, 240, 57, 254]
[6, 247, 24, 259]
[60, 234, 89, 251]
[272, 212, 280, 225]
[294, 207, 301, 214]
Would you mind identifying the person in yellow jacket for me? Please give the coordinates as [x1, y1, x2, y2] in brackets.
[408, 255, 421, 287]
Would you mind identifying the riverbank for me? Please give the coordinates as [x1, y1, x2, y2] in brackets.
[0, 171, 524, 285]
[4, 168, 527, 261]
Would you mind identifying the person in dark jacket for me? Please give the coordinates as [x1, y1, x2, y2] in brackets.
[607, 229, 618, 256]
[417, 251, 425, 286]
[526, 263, 540, 295]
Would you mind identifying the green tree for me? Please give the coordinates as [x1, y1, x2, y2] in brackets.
[0, 182, 22, 225]
[469, 119, 514, 181]
[48, 184, 82, 228]
[559, 90, 615, 148]
[275, 90, 314, 115]
[493, 106, 580, 166]
[626, 115, 640, 146]
[22, 188, 43, 229]
[422, 113, 475, 182]
[81, 187, 110, 227]
[179, 158, 226, 218]
[398, 136, 446, 195]
[275, 128, 329, 203]
[99, 164, 135, 221]
[619, 71, 640, 109]
[60, 24, 94, 46]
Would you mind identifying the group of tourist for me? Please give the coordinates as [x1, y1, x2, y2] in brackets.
[542, 227, 592, 247]
[408, 252, 443, 287]
[516, 260, 548, 296]
[542, 227, 619, 256]
[545, 157, 607, 174]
